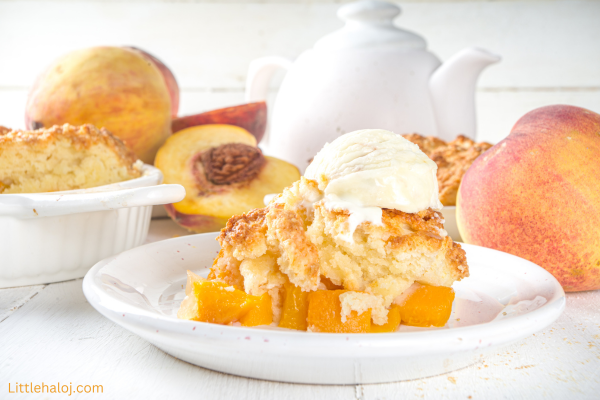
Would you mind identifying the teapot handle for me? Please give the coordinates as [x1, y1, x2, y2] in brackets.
[245, 56, 293, 102]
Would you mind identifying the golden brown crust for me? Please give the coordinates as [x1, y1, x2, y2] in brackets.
[0, 124, 140, 176]
[265, 204, 320, 290]
[382, 208, 446, 237]
[0, 126, 11, 135]
[214, 203, 320, 292]
[402, 133, 492, 206]
[208, 248, 245, 289]
[217, 207, 268, 260]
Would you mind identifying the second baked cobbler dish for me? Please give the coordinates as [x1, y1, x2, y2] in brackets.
[178, 129, 469, 333]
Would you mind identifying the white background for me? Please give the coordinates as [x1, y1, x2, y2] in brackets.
[0, 0, 599, 146]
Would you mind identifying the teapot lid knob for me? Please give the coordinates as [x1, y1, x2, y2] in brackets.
[338, 0, 400, 24]
[315, 0, 426, 51]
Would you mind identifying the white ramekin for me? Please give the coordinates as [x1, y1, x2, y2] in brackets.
[0, 164, 185, 288]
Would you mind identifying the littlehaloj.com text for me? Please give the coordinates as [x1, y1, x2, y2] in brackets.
[8, 382, 103, 396]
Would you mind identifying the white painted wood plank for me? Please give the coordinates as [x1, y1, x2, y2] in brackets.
[0, 89, 28, 131]
[401, 1, 600, 88]
[0, 279, 356, 399]
[145, 217, 193, 243]
[0, 2, 340, 89]
[179, 90, 246, 116]
[0, 284, 45, 323]
[0, 1, 597, 91]
[359, 290, 600, 399]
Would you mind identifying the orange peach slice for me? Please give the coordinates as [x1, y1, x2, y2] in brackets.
[307, 290, 372, 333]
[177, 270, 272, 326]
[278, 282, 310, 331]
[369, 305, 401, 333]
[240, 293, 273, 327]
[397, 285, 455, 327]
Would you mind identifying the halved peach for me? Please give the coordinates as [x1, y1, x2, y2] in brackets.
[155, 124, 300, 233]
[171, 102, 267, 142]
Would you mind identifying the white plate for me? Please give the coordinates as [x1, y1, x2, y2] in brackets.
[83, 233, 565, 384]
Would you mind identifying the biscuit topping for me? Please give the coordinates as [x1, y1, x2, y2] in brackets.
[201, 143, 266, 185]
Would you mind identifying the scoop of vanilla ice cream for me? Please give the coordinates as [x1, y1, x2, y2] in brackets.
[304, 129, 443, 213]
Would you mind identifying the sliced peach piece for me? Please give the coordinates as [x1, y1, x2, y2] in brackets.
[155, 124, 300, 233]
[278, 282, 310, 331]
[188, 280, 252, 325]
[178, 270, 273, 326]
[397, 285, 455, 327]
[240, 292, 273, 327]
[307, 290, 371, 333]
[369, 305, 401, 333]
[320, 276, 344, 290]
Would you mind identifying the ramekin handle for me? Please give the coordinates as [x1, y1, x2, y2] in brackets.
[0, 184, 186, 219]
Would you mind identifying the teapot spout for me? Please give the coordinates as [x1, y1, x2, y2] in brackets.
[429, 47, 500, 141]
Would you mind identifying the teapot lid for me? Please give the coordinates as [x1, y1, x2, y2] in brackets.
[314, 0, 426, 51]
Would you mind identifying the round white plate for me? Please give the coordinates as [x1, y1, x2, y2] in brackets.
[83, 233, 565, 384]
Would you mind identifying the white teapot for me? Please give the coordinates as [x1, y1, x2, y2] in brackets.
[245, 0, 500, 170]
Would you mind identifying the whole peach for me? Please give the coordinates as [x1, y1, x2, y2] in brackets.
[125, 46, 180, 118]
[457, 105, 600, 291]
[25, 46, 172, 163]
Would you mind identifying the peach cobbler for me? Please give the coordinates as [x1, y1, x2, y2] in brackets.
[178, 129, 469, 333]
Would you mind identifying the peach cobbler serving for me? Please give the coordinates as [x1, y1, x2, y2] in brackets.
[178, 129, 469, 333]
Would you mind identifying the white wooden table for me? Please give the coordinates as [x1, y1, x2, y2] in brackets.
[1, 219, 599, 399]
